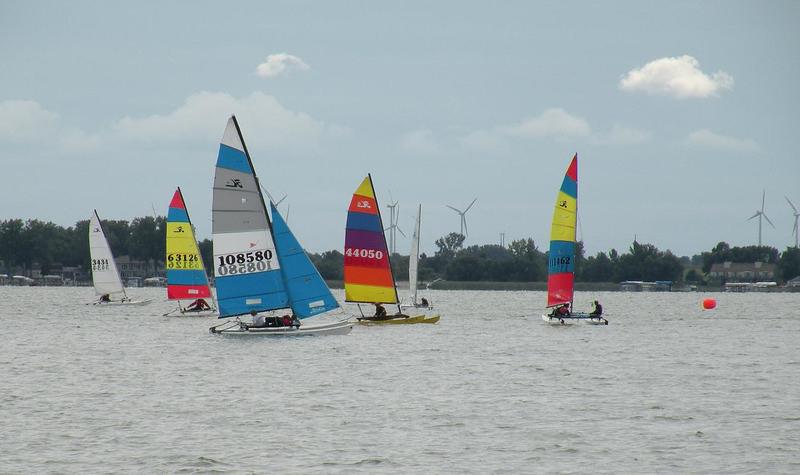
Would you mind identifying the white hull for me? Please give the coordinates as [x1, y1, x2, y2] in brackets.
[541, 313, 608, 325]
[164, 308, 218, 317]
[89, 299, 153, 306]
[210, 320, 353, 336]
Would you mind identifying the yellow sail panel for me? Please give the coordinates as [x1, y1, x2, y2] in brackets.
[345, 282, 399, 304]
[353, 176, 375, 199]
[550, 192, 576, 242]
[166, 222, 201, 256]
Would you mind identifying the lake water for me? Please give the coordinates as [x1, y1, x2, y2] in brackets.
[1, 287, 798, 474]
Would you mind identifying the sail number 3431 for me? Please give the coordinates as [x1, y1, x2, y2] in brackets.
[216, 250, 272, 276]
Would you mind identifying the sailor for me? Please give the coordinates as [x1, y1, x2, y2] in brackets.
[251, 310, 267, 328]
[590, 300, 603, 317]
[99, 294, 111, 303]
[186, 298, 210, 311]
[374, 303, 387, 318]
[420, 297, 429, 307]
[557, 303, 570, 317]
[281, 314, 293, 326]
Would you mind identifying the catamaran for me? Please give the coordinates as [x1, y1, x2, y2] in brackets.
[208, 116, 352, 336]
[344, 176, 439, 324]
[163, 187, 217, 316]
[541, 154, 607, 325]
[400, 204, 435, 311]
[88, 210, 152, 306]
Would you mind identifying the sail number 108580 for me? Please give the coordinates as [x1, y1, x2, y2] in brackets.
[216, 250, 273, 276]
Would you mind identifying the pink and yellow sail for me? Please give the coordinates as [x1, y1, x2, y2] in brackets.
[343, 175, 398, 304]
[166, 187, 212, 300]
[546, 154, 578, 307]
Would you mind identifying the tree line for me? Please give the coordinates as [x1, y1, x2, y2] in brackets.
[2, 218, 799, 283]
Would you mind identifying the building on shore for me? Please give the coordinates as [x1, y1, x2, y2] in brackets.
[708, 261, 776, 283]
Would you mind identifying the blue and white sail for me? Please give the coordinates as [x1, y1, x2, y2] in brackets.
[270, 202, 340, 318]
[212, 116, 289, 318]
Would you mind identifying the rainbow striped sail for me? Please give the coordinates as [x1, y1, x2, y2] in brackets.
[166, 188, 212, 301]
[547, 154, 578, 308]
[343, 175, 398, 304]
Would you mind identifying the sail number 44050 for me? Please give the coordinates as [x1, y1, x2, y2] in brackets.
[216, 250, 273, 276]
[345, 248, 384, 259]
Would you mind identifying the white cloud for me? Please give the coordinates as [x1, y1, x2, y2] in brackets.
[0, 100, 59, 142]
[619, 55, 733, 99]
[400, 129, 441, 155]
[255, 53, 310, 78]
[501, 108, 592, 141]
[58, 128, 101, 154]
[685, 129, 759, 152]
[113, 91, 345, 150]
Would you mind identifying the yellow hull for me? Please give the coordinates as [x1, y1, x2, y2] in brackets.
[357, 315, 440, 325]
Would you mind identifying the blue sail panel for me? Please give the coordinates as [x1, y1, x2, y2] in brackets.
[271, 204, 340, 318]
[215, 269, 289, 318]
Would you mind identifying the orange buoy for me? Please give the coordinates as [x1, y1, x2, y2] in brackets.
[702, 298, 716, 310]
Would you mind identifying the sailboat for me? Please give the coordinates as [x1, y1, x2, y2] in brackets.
[88, 210, 152, 306]
[400, 204, 435, 311]
[162, 187, 217, 316]
[208, 116, 352, 336]
[541, 154, 607, 325]
[344, 175, 439, 324]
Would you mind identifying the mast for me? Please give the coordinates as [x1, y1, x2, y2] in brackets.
[410, 204, 421, 305]
[368, 173, 400, 306]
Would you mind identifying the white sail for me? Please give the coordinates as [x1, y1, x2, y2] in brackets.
[409, 204, 421, 305]
[89, 210, 126, 298]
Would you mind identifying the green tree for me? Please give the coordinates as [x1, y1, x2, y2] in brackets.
[777, 247, 800, 281]
[434, 232, 465, 260]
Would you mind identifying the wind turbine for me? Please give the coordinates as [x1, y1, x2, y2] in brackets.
[384, 193, 405, 255]
[746, 190, 775, 247]
[786, 196, 799, 248]
[446, 198, 477, 236]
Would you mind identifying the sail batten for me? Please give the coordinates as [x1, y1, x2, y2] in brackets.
[343, 175, 398, 304]
[546, 154, 578, 307]
[212, 116, 288, 318]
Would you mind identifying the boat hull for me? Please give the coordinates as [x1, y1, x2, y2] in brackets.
[90, 299, 153, 306]
[211, 320, 353, 336]
[357, 314, 440, 325]
[541, 313, 608, 325]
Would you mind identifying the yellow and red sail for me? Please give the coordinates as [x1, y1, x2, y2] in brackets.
[547, 154, 578, 307]
[343, 175, 398, 303]
[166, 188, 211, 300]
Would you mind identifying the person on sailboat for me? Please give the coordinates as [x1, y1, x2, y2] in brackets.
[186, 298, 210, 311]
[99, 294, 111, 303]
[420, 297, 429, 307]
[557, 303, 571, 317]
[374, 303, 387, 318]
[281, 314, 293, 327]
[590, 300, 603, 317]
[251, 310, 267, 328]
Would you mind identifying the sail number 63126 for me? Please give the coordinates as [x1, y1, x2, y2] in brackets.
[345, 248, 384, 259]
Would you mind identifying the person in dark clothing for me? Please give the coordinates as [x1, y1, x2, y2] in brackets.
[590, 300, 603, 317]
[557, 303, 571, 316]
[374, 303, 387, 318]
[186, 298, 210, 311]
[99, 294, 111, 303]
[281, 315, 293, 327]
[420, 297, 429, 307]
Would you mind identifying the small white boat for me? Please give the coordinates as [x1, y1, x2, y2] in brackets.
[399, 204, 437, 313]
[208, 116, 353, 337]
[541, 312, 607, 325]
[88, 210, 152, 306]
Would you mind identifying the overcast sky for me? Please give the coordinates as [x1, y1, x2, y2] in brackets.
[1, 1, 798, 256]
